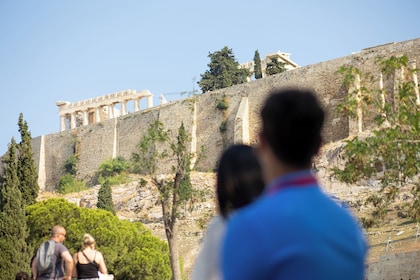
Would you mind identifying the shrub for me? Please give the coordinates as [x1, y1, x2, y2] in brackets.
[57, 174, 87, 194]
[64, 155, 78, 175]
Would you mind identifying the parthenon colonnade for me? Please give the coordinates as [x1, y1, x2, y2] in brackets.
[56, 89, 153, 131]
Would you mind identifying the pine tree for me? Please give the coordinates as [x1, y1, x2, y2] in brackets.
[0, 138, 31, 279]
[253, 50, 262, 79]
[198, 46, 251, 92]
[17, 113, 39, 206]
[266, 57, 287, 76]
[97, 179, 115, 215]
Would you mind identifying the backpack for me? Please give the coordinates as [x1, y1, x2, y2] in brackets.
[36, 240, 56, 274]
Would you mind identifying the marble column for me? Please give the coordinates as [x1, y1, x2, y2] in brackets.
[134, 98, 140, 112]
[108, 104, 114, 119]
[70, 113, 76, 129]
[60, 115, 66, 132]
[121, 100, 127, 116]
[147, 96, 153, 108]
[95, 107, 101, 123]
[82, 110, 88, 125]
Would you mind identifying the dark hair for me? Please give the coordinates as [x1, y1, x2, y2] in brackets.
[261, 88, 325, 167]
[15, 271, 29, 280]
[216, 144, 265, 218]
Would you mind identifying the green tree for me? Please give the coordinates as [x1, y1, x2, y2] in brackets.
[0, 138, 32, 279]
[97, 179, 116, 215]
[198, 46, 250, 92]
[131, 120, 195, 280]
[253, 50, 262, 79]
[266, 57, 287, 76]
[332, 55, 420, 226]
[17, 113, 39, 206]
[26, 198, 171, 279]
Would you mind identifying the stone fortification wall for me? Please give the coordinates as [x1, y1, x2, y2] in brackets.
[31, 38, 420, 189]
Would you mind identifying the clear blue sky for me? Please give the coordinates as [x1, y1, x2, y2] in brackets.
[1, 0, 419, 155]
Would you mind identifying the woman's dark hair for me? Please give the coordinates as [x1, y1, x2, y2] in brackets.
[261, 88, 325, 167]
[216, 144, 265, 218]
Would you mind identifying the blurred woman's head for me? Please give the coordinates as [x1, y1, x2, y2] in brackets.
[216, 144, 265, 218]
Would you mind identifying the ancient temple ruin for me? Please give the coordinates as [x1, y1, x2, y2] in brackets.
[56, 89, 153, 131]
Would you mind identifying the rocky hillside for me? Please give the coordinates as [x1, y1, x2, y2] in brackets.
[38, 141, 420, 278]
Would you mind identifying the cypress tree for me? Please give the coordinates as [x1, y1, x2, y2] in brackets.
[253, 50, 262, 79]
[97, 179, 115, 215]
[0, 138, 31, 279]
[17, 113, 39, 206]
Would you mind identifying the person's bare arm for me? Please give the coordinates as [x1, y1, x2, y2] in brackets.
[71, 253, 78, 278]
[97, 251, 108, 274]
[31, 256, 38, 280]
[61, 250, 74, 280]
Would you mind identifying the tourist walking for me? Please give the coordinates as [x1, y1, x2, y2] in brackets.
[31, 225, 74, 280]
[72, 233, 108, 280]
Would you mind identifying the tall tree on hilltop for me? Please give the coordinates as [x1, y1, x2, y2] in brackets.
[253, 50, 262, 79]
[266, 57, 287, 76]
[97, 179, 115, 215]
[17, 113, 39, 206]
[131, 120, 196, 280]
[198, 46, 251, 92]
[0, 138, 31, 279]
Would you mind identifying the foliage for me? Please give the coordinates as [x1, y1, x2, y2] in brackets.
[131, 120, 196, 280]
[265, 57, 287, 76]
[57, 174, 87, 194]
[216, 95, 229, 110]
[98, 157, 130, 177]
[17, 113, 39, 206]
[26, 198, 171, 279]
[0, 138, 32, 279]
[334, 65, 381, 120]
[332, 56, 420, 226]
[97, 179, 116, 215]
[219, 121, 227, 133]
[131, 120, 169, 174]
[375, 55, 408, 77]
[97, 157, 130, 185]
[253, 50, 262, 79]
[64, 155, 78, 175]
[198, 46, 250, 92]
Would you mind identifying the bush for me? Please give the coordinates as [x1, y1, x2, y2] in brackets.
[97, 157, 131, 185]
[98, 173, 130, 186]
[26, 199, 172, 279]
[216, 97, 229, 110]
[64, 155, 78, 175]
[57, 174, 87, 194]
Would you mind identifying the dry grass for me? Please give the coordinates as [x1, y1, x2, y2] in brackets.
[363, 216, 420, 263]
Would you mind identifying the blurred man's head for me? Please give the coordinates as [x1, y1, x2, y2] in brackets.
[258, 88, 325, 180]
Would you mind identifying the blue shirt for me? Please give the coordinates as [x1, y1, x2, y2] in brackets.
[222, 170, 367, 280]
